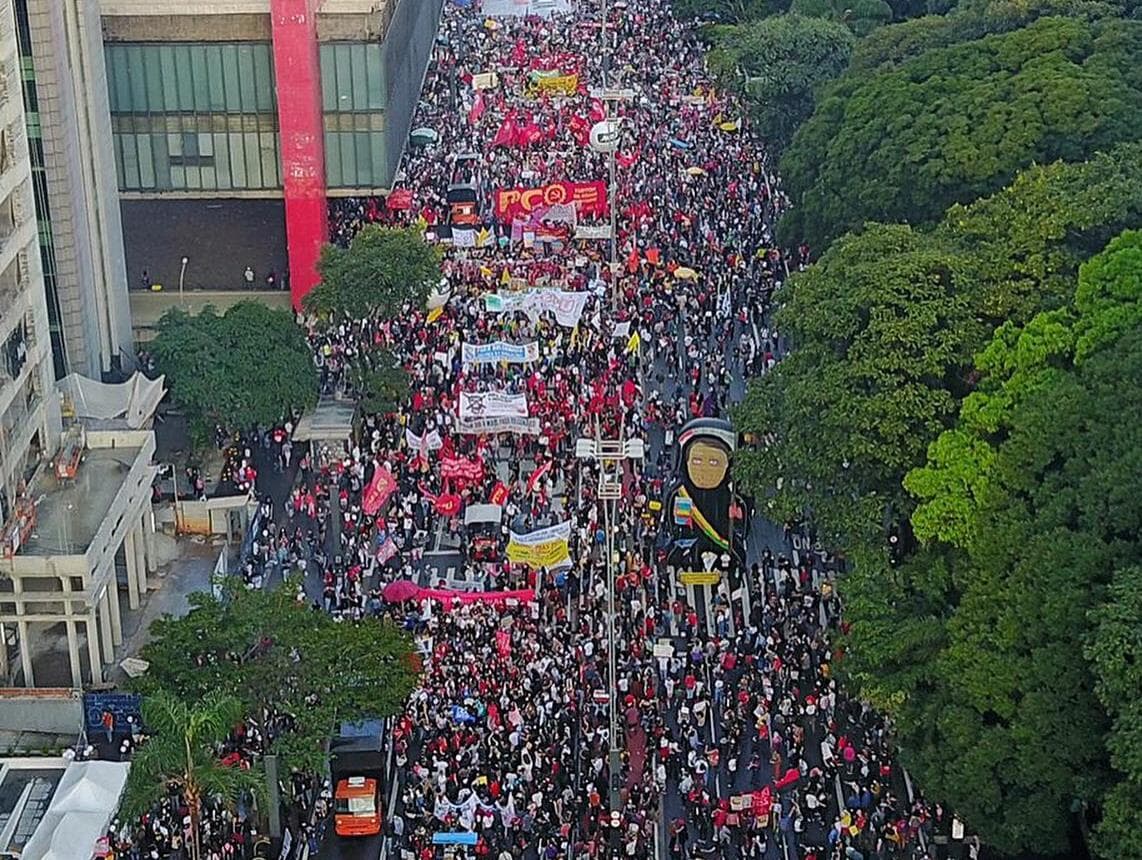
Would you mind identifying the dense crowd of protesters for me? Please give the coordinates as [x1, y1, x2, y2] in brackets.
[303, 0, 950, 856]
[115, 0, 960, 854]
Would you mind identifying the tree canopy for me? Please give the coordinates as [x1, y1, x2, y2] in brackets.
[777, 16, 1142, 249]
[121, 690, 263, 860]
[131, 579, 417, 774]
[707, 15, 856, 151]
[735, 145, 1142, 545]
[836, 232, 1142, 856]
[304, 225, 442, 318]
[150, 301, 317, 440]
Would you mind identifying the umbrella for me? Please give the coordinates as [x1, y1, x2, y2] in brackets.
[383, 579, 423, 603]
[674, 266, 699, 281]
[685, 166, 706, 176]
[410, 127, 439, 147]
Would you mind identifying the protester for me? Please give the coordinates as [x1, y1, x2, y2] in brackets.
[116, 0, 942, 853]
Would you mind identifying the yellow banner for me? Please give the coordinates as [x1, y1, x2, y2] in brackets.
[679, 570, 721, 586]
[507, 538, 570, 568]
[533, 74, 579, 96]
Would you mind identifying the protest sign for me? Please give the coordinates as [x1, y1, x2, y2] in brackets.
[461, 341, 540, 364]
[458, 415, 541, 435]
[459, 391, 529, 418]
[405, 427, 444, 452]
[494, 181, 607, 221]
[507, 521, 572, 568]
[484, 289, 588, 328]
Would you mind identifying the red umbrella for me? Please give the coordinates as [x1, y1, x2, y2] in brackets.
[382, 579, 422, 603]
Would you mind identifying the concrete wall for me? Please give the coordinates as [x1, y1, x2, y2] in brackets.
[0, 689, 82, 735]
[120, 198, 288, 300]
[129, 289, 293, 341]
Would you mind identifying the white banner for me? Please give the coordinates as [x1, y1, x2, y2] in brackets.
[461, 341, 540, 365]
[458, 415, 541, 435]
[575, 224, 612, 240]
[459, 391, 529, 418]
[508, 520, 571, 545]
[485, 289, 589, 328]
[405, 427, 444, 451]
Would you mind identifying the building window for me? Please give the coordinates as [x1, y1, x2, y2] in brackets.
[105, 42, 282, 192]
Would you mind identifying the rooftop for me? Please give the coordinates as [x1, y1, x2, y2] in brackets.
[0, 765, 64, 855]
[100, 0, 384, 15]
[22, 448, 141, 557]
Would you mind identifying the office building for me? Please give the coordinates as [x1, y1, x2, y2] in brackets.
[100, 0, 443, 306]
[0, 0, 60, 538]
[16, 0, 134, 379]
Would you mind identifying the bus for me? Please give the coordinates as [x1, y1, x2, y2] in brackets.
[334, 775, 381, 837]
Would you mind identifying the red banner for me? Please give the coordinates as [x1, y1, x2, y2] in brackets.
[752, 787, 772, 819]
[494, 181, 607, 221]
[440, 455, 484, 484]
[362, 466, 397, 515]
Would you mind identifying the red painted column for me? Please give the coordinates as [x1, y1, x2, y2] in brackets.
[271, 0, 327, 308]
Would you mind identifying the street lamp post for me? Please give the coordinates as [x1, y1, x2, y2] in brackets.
[575, 433, 645, 814]
[178, 256, 189, 305]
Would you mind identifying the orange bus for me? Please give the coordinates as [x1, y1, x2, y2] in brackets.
[333, 776, 381, 837]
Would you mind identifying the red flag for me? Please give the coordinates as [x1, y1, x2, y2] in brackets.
[468, 91, 486, 125]
[627, 245, 640, 273]
[490, 481, 509, 506]
[511, 38, 527, 65]
[515, 122, 544, 148]
[569, 115, 590, 147]
[645, 247, 661, 266]
[589, 98, 606, 122]
[434, 493, 462, 517]
[492, 111, 518, 148]
[362, 467, 397, 515]
[386, 188, 413, 210]
[751, 787, 773, 818]
[526, 460, 552, 495]
[615, 147, 639, 168]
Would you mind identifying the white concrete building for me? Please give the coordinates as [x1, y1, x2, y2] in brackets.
[0, 0, 59, 555]
[0, 0, 156, 689]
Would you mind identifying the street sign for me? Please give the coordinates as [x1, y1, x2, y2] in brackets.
[589, 87, 636, 100]
[680, 570, 721, 586]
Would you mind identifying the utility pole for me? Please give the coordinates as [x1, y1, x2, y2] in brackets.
[575, 432, 645, 816]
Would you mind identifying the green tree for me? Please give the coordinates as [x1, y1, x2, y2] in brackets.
[304, 225, 442, 318]
[671, 0, 791, 22]
[1087, 564, 1142, 860]
[132, 579, 417, 775]
[708, 15, 855, 150]
[851, 0, 1127, 72]
[791, 0, 894, 33]
[350, 350, 411, 415]
[121, 691, 264, 860]
[778, 16, 1142, 249]
[736, 148, 1142, 544]
[883, 232, 1142, 855]
[150, 302, 317, 441]
[734, 224, 977, 545]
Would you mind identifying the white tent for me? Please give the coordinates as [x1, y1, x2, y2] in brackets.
[57, 372, 166, 429]
[21, 760, 131, 860]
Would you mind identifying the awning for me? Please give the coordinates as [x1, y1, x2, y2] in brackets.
[21, 761, 131, 860]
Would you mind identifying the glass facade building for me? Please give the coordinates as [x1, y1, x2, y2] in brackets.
[104, 41, 392, 193]
[105, 42, 281, 192]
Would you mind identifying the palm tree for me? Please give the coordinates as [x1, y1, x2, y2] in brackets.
[120, 690, 266, 860]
